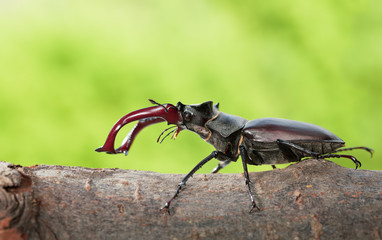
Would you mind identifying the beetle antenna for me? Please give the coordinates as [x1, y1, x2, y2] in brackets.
[149, 99, 168, 112]
[157, 126, 177, 143]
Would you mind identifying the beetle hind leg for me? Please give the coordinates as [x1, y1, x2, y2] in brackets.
[276, 139, 319, 160]
[331, 146, 374, 157]
[319, 146, 374, 169]
[276, 139, 363, 169]
[317, 154, 361, 169]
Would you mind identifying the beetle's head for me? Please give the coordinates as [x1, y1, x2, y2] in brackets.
[176, 101, 220, 138]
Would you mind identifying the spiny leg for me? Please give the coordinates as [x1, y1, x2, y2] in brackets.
[331, 146, 374, 157]
[318, 154, 361, 169]
[211, 160, 231, 174]
[239, 145, 259, 213]
[277, 139, 364, 169]
[276, 139, 318, 158]
[161, 151, 221, 214]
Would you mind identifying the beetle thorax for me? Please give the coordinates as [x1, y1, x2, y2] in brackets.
[205, 129, 242, 161]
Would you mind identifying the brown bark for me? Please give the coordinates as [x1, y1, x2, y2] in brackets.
[0, 159, 381, 240]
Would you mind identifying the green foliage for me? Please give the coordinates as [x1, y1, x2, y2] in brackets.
[0, 0, 381, 173]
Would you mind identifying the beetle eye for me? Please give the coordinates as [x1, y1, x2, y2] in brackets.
[183, 111, 192, 122]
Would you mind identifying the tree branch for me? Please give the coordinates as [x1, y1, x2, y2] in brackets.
[1, 159, 382, 239]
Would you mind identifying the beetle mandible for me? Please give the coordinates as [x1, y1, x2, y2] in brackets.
[96, 99, 374, 213]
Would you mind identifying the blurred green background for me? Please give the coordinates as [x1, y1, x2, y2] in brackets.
[0, 0, 381, 174]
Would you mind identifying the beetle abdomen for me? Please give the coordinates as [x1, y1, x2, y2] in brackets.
[243, 140, 345, 165]
[241, 118, 345, 165]
[242, 118, 343, 142]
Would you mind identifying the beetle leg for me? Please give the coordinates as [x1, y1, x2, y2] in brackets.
[317, 154, 361, 169]
[271, 165, 277, 169]
[276, 139, 319, 159]
[239, 145, 260, 213]
[161, 151, 221, 215]
[331, 146, 374, 157]
[211, 160, 231, 174]
[277, 140, 364, 169]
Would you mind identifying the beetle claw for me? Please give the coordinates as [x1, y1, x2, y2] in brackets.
[249, 202, 260, 213]
[160, 203, 171, 215]
[366, 148, 375, 157]
[318, 154, 362, 169]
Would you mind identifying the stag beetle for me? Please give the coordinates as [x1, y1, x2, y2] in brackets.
[96, 99, 374, 213]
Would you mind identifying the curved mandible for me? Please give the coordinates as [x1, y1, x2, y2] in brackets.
[95, 103, 182, 154]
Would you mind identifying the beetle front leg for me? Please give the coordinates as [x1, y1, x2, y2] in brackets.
[211, 160, 231, 174]
[239, 145, 260, 213]
[161, 151, 223, 214]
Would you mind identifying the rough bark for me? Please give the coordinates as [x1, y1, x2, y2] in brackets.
[0, 159, 381, 240]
